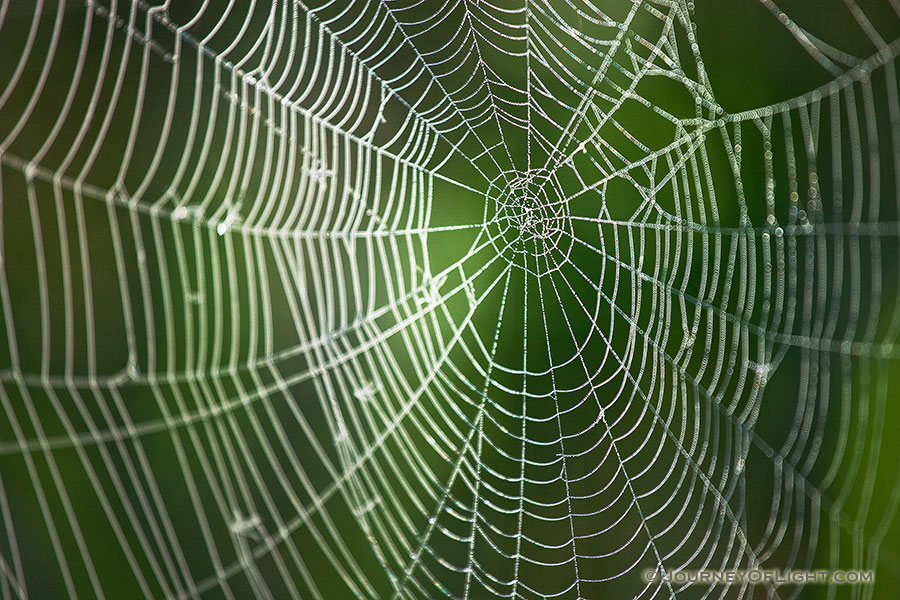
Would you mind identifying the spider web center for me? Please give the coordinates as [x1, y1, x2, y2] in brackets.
[484, 169, 575, 278]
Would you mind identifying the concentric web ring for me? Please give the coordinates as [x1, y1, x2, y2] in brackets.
[1, 1, 900, 599]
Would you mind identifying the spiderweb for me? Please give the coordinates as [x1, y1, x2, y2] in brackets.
[2, 0, 900, 598]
